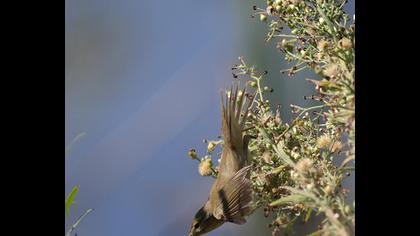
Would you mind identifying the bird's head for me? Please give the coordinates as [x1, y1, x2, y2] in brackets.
[188, 202, 224, 236]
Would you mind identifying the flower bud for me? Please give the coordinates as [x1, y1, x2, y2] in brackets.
[188, 149, 198, 159]
[260, 14, 268, 22]
[290, 150, 300, 159]
[290, 170, 298, 179]
[281, 39, 294, 51]
[236, 90, 243, 102]
[324, 184, 334, 195]
[207, 141, 217, 153]
[314, 65, 322, 75]
[262, 151, 273, 164]
[306, 183, 314, 190]
[288, 4, 295, 10]
[344, 205, 352, 215]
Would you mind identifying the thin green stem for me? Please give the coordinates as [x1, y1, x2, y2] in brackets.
[317, 6, 338, 43]
[255, 76, 264, 102]
[275, 105, 327, 143]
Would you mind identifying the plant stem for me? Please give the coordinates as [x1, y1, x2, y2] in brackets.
[316, 7, 338, 43]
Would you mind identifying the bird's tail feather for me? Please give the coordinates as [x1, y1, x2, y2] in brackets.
[220, 86, 254, 154]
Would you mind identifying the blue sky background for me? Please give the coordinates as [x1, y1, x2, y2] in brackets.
[65, 1, 354, 235]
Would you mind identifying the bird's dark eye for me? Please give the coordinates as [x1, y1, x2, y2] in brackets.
[194, 223, 199, 229]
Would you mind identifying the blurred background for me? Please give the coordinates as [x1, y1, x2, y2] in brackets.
[65, 0, 354, 235]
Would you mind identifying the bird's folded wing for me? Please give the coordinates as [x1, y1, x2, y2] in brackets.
[213, 165, 253, 224]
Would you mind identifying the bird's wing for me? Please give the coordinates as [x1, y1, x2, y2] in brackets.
[212, 165, 253, 225]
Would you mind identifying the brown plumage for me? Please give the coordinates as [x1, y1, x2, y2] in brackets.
[188, 87, 255, 236]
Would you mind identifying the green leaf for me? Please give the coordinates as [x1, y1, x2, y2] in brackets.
[65, 185, 79, 217]
[304, 208, 313, 222]
[257, 127, 294, 166]
[272, 165, 286, 174]
[282, 186, 319, 202]
[258, 127, 271, 141]
[269, 194, 310, 207]
[275, 141, 294, 165]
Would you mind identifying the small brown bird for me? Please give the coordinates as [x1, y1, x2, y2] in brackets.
[188, 87, 255, 236]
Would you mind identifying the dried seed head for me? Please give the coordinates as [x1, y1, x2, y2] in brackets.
[314, 167, 323, 178]
[317, 39, 330, 52]
[323, 64, 340, 78]
[295, 158, 313, 174]
[316, 135, 332, 149]
[198, 158, 213, 176]
[262, 151, 273, 164]
[331, 141, 344, 152]
[339, 37, 353, 49]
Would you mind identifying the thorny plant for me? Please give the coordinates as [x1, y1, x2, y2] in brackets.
[188, 0, 354, 235]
